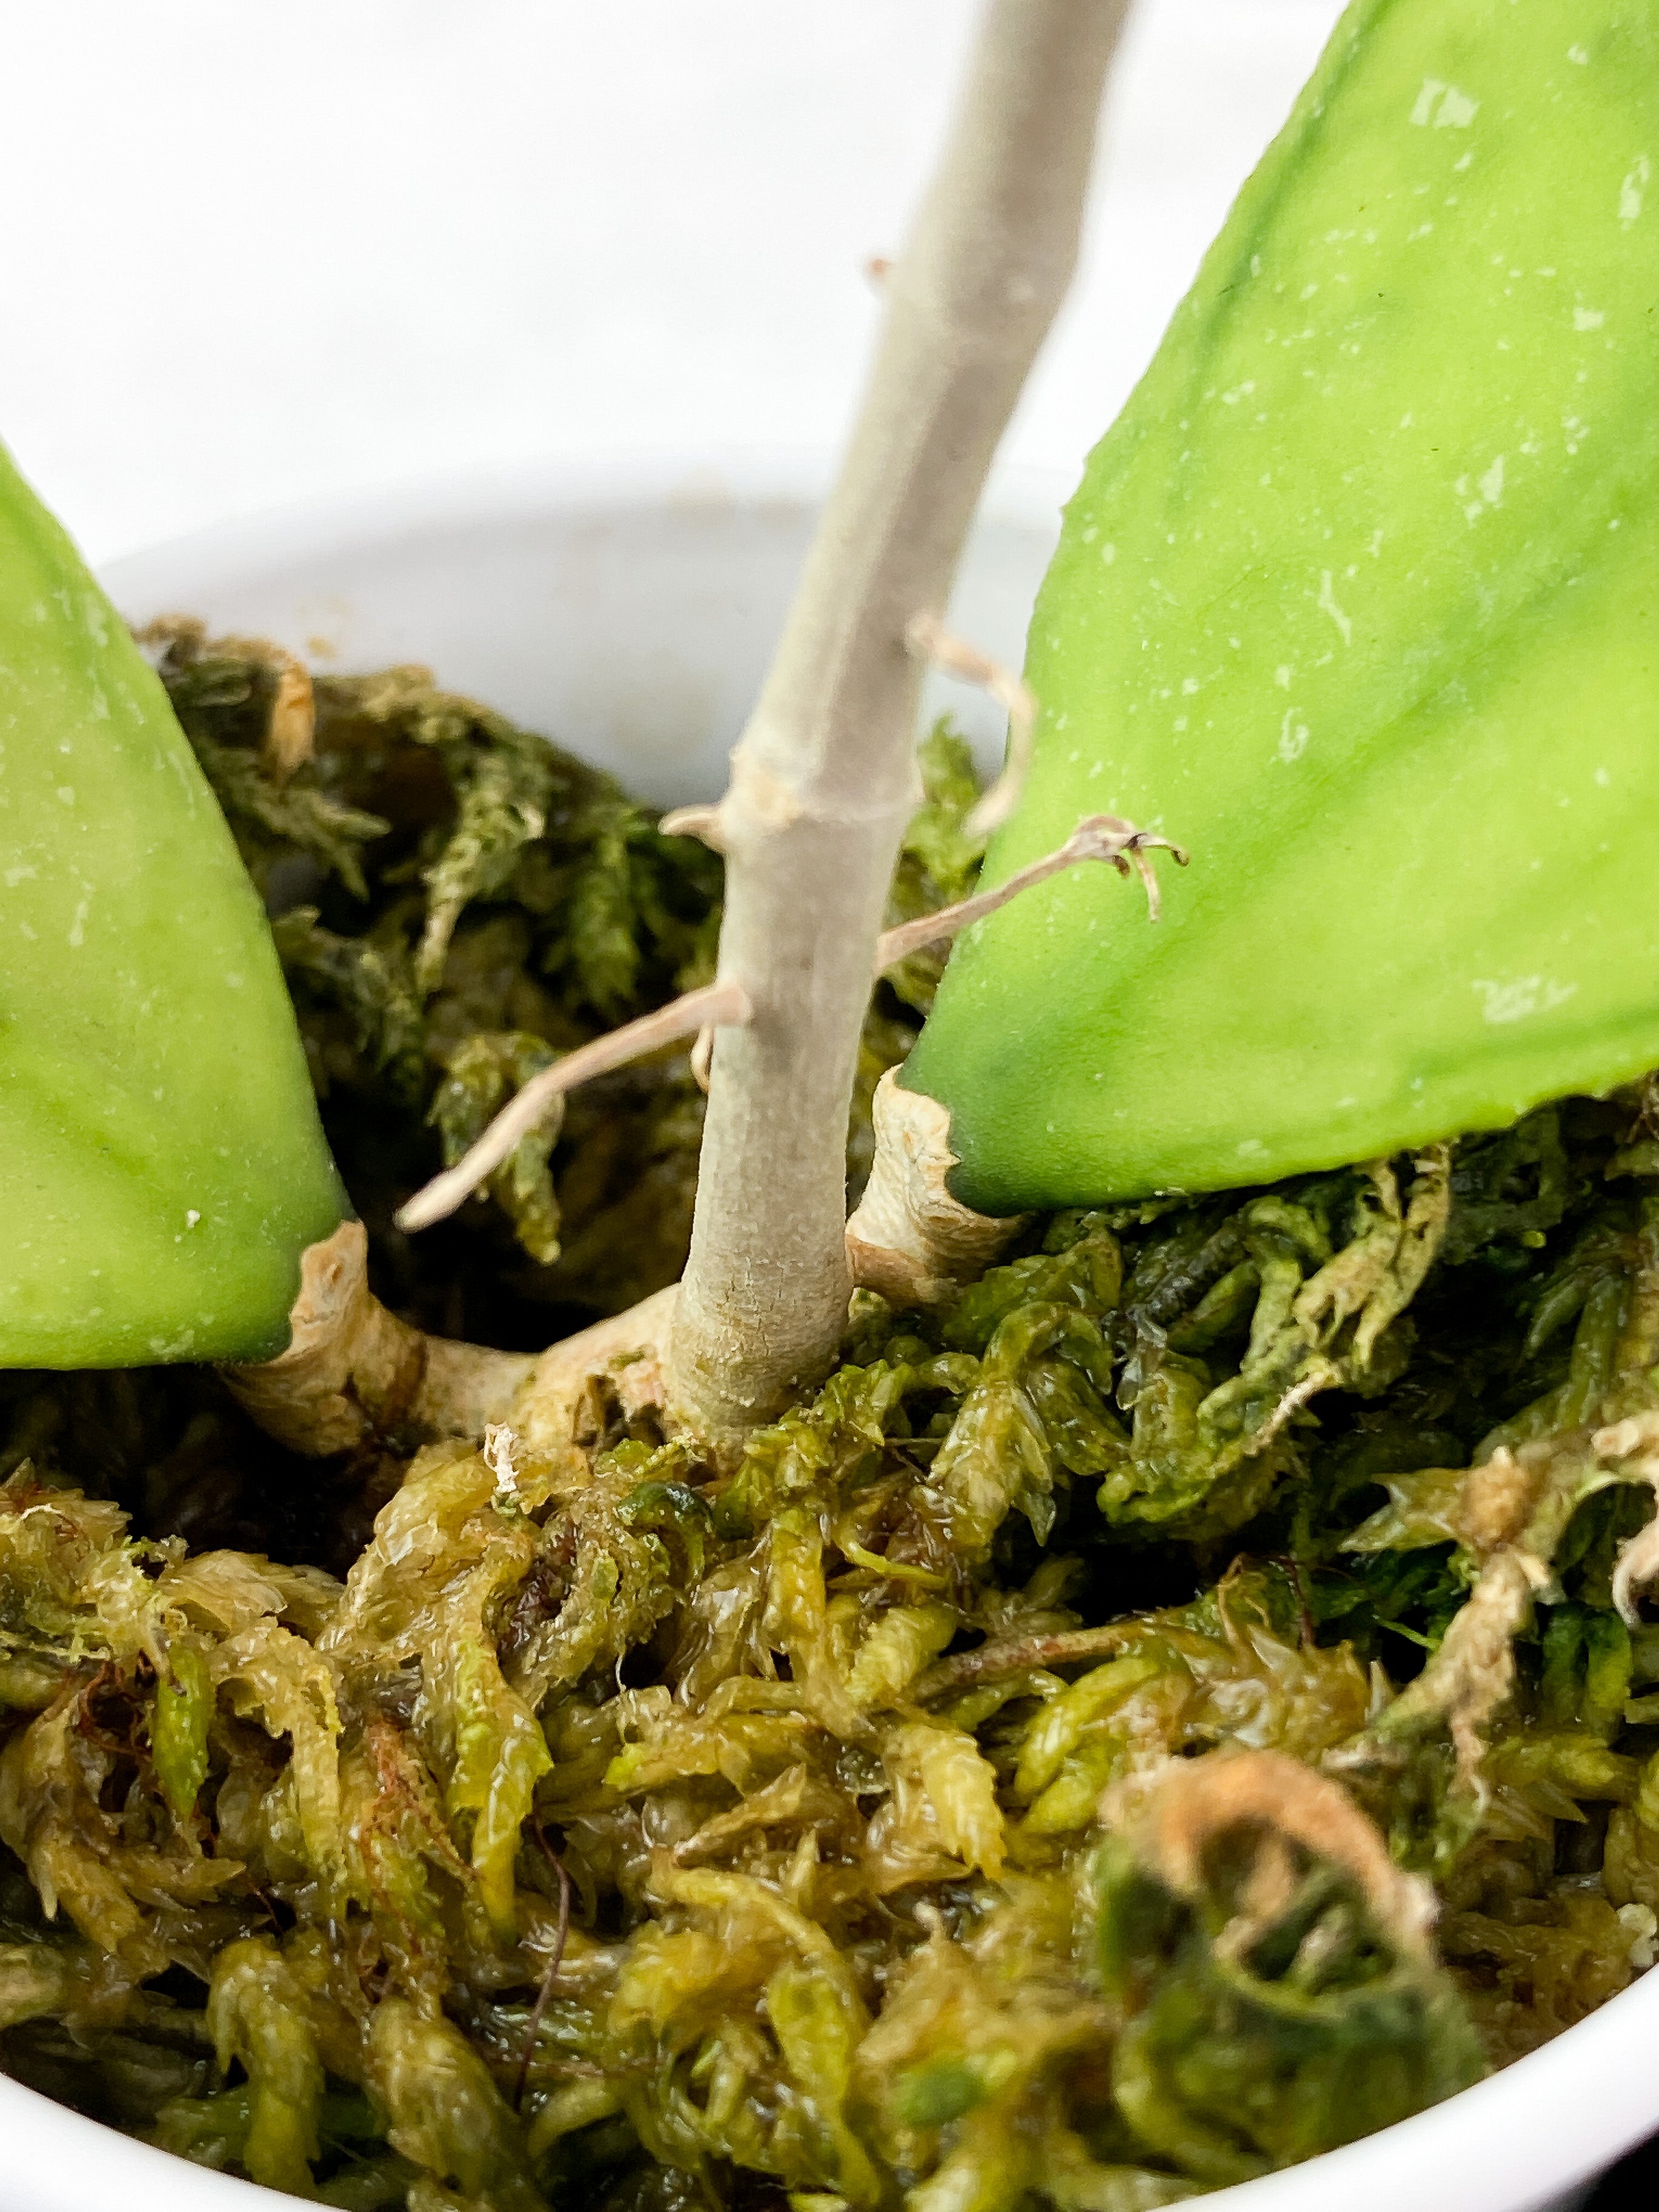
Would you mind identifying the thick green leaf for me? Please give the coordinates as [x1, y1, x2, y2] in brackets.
[0, 443, 344, 1364]
[907, 0, 1659, 1209]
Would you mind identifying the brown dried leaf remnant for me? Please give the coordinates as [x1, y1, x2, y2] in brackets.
[222, 1221, 533, 1458]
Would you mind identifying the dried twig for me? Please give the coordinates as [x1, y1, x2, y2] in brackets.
[913, 1621, 1134, 1700]
[401, 799, 1172, 1241]
[904, 610, 1037, 840]
[395, 976, 752, 1236]
[874, 812, 1185, 971]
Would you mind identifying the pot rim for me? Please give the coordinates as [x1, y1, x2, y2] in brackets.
[96, 443, 1077, 593]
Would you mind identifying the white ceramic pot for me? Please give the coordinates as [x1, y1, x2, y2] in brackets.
[2, 454, 1643, 2212]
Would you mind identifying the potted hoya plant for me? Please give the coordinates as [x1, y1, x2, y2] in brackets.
[3, 1, 1659, 2208]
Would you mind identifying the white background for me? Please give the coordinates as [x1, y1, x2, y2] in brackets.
[0, 1, 1343, 564]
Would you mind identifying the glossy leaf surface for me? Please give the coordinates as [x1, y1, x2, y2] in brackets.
[906, 0, 1659, 1210]
[0, 444, 344, 1364]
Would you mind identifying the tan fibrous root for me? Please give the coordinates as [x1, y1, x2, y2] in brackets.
[222, 1221, 534, 1458]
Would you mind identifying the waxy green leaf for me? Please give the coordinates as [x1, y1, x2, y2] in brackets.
[0, 443, 344, 1364]
[907, 0, 1659, 1209]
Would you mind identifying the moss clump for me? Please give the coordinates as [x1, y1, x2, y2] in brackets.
[0, 648, 1654, 2207]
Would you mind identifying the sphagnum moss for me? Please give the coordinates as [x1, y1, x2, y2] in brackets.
[0, 645, 1655, 2209]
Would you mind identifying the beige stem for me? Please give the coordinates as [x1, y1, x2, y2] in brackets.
[667, 0, 1131, 1453]
[223, 1222, 534, 1457]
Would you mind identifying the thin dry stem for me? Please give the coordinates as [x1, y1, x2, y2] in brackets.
[394, 977, 752, 1235]
[874, 812, 1186, 971]
[903, 610, 1036, 840]
[667, 0, 1132, 1451]
[912, 1622, 1133, 1701]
